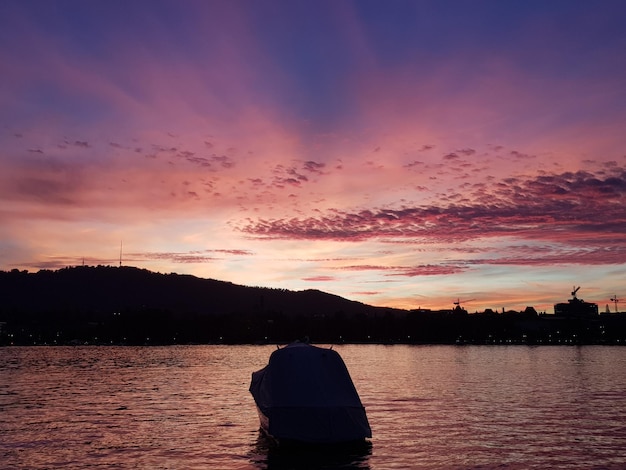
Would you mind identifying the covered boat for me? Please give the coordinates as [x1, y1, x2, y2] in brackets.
[249, 342, 372, 444]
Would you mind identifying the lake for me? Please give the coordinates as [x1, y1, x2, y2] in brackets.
[1, 345, 625, 469]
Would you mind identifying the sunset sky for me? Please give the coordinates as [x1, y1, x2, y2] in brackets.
[2, 1, 626, 313]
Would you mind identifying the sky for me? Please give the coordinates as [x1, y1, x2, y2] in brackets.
[1, 1, 626, 313]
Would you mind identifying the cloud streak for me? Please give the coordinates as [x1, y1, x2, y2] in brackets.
[242, 169, 626, 246]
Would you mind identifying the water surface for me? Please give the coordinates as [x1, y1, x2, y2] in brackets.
[1, 345, 625, 469]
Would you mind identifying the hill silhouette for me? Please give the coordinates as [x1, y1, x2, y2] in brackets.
[0, 265, 386, 317]
[0, 266, 401, 344]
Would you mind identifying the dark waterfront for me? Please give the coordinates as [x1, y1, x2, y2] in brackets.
[2, 267, 626, 346]
[1, 345, 626, 469]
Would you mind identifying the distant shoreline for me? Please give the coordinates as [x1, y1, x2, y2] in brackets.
[2, 266, 626, 346]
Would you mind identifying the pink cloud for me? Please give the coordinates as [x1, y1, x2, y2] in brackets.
[302, 276, 336, 282]
[240, 168, 626, 266]
[339, 264, 466, 277]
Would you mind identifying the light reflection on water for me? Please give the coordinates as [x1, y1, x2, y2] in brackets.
[1, 345, 626, 469]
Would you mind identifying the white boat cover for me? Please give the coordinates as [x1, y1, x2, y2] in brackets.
[250, 342, 372, 443]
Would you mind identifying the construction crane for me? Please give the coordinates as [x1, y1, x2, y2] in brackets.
[610, 295, 620, 313]
[571, 286, 580, 298]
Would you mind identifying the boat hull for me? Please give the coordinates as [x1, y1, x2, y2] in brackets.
[255, 404, 371, 444]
